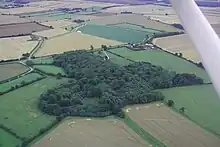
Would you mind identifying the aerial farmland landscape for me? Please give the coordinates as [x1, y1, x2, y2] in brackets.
[1, 0, 220, 147]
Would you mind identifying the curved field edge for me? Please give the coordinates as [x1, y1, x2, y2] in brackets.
[159, 84, 220, 137]
[0, 63, 30, 83]
[108, 47, 210, 83]
[0, 72, 44, 93]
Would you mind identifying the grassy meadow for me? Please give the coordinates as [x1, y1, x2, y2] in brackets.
[0, 78, 68, 138]
[0, 129, 21, 147]
[33, 65, 66, 75]
[32, 56, 54, 65]
[94, 51, 132, 66]
[0, 73, 43, 93]
[78, 24, 153, 43]
[109, 47, 210, 83]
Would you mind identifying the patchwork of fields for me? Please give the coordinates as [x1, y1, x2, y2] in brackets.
[0, 36, 38, 60]
[34, 32, 123, 57]
[125, 103, 220, 147]
[0, 63, 29, 81]
[32, 118, 150, 147]
[1, 1, 220, 147]
[109, 47, 210, 83]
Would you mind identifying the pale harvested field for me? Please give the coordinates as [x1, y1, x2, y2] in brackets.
[32, 118, 149, 147]
[90, 14, 178, 32]
[28, 0, 121, 9]
[103, 4, 176, 15]
[33, 28, 68, 38]
[0, 14, 30, 25]
[126, 103, 220, 147]
[28, 14, 100, 23]
[0, 7, 53, 15]
[153, 34, 201, 62]
[0, 36, 38, 60]
[35, 32, 123, 57]
[146, 14, 181, 24]
[27, 15, 57, 23]
[0, 63, 29, 81]
[0, 22, 50, 38]
[92, 12, 117, 17]
[40, 20, 74, 28]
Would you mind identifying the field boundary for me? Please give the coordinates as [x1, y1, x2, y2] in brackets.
[0, 73, 46, 96]
[0, 124, 24, 141]
[123, 114, 166, 147]
[107, 22, 165, 33]
[151, 37, 206, 71]
[163, 100, 220, 138]
[0, 62, 31, 84]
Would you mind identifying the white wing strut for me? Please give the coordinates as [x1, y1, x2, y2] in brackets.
[170, 0, 220, 98]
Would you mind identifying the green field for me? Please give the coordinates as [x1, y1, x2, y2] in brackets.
[94, 51, 132, 66]
[21, 11, 61, 17]
[0, 78, 68, 138]
[78, 24, 153, 43]
[32, 56, 53, 65]
[110, 23, 163, 34]
[33, 65, 65, 75]
[48, 12, 73, 20]
[0, 73, 43, 93]
[159, 84, 220, 136]
[0, 129, 21, 147]
[109, 47, 210, 83]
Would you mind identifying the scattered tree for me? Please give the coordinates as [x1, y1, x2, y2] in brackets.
[101, 45, 107, 50]
[167, 100, 174, 107]
[179, 107, 185, 114]
[26, 60, 34, 66]
[90, 45, 94, 51]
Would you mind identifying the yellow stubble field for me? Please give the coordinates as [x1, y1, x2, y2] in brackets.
[41, 20, 76, 28]
[35, 32, 123, 57]
[33, 28, 68, 39]
[32, 118, 150, 147]
[153, 34, 201, 63]
[0, 36, 38, 60]
[125, 103, 220, 147]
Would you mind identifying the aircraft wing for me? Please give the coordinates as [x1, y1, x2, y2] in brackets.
[171, 0, 220, 98]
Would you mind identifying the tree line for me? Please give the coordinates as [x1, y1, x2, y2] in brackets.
[39, 51, 203, 118]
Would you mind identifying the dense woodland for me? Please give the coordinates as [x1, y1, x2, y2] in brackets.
[39, 51, 203, 118]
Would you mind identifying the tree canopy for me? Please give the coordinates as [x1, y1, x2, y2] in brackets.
[39, 51, 203, 118]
